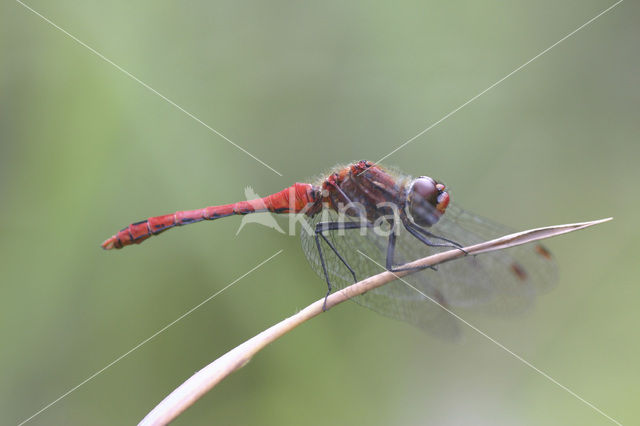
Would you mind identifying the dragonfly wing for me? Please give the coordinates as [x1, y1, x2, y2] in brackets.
[300, 204, 558, 336]
[300, 211, 461, 339]
[381, 203, 557, 316]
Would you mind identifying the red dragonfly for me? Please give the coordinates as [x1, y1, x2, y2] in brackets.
[103, 160, 556, 337]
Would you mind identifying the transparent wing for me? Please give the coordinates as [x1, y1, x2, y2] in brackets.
[425, 205, 557, 314]
[299, 204, 557, 338]
[300, 209, 462, 338]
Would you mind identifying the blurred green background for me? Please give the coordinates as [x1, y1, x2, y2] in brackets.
[2, 1, 638, 425]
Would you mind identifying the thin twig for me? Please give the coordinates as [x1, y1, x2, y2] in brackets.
[139, 217, 611, 426]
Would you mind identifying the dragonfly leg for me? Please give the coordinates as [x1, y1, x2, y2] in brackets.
[313, 233, 332, 312]
[403, 220, 468, 255]
[386, 223, 437, 273]
[315, 221, 369, 311]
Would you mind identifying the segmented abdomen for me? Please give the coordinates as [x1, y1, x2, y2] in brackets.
[102, 183, 318, 250]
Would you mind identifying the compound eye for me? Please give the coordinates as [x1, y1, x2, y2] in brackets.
[411, 177, 438, 206]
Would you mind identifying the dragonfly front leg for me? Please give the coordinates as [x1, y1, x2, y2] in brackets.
[314, 220, 369, 311]
[402, 217, 468, 255]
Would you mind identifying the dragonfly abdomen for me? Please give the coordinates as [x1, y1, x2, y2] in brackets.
[101, 183, 319, 250]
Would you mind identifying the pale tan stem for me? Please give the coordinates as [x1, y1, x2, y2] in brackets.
[139, 217, 611, 426]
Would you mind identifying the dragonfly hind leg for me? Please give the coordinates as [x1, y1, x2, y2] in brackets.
[314, 221, 369, 311]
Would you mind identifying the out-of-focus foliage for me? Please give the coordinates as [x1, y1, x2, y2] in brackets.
[1, 1, 638, 425]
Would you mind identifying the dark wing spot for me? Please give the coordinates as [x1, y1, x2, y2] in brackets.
[511, 263, 528, 281]
[535, 244, 553, 260]
[431, 287, 450, 308]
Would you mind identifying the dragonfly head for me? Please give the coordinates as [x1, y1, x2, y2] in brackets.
[406, 176, 450, 227]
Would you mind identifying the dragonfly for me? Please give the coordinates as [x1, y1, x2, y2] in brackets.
[102, 160, 556, 338]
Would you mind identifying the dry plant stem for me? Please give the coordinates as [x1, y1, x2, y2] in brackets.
[139, 217, 612, 426]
